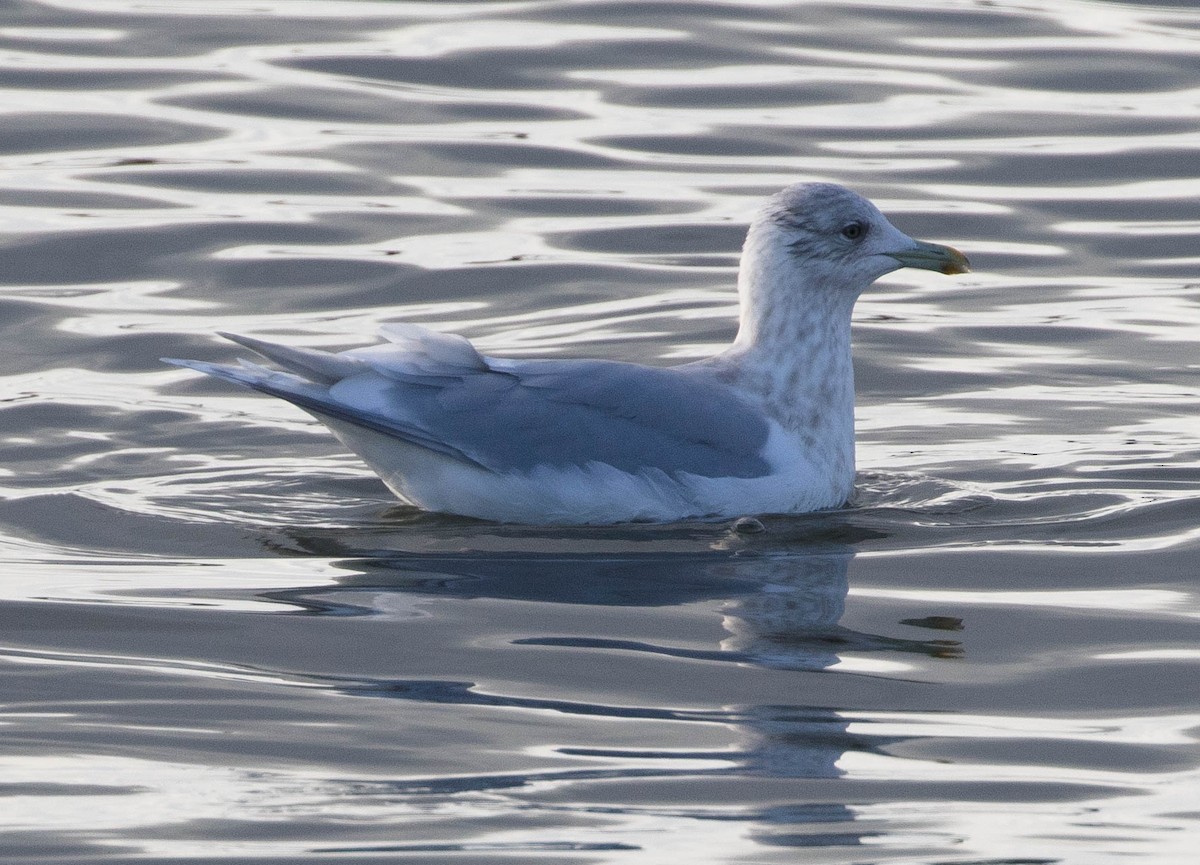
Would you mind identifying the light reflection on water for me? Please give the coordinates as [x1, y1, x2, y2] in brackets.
[2, 0, 1200, 861]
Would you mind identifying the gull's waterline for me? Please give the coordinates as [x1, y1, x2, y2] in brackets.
[165, 183, 969, 524]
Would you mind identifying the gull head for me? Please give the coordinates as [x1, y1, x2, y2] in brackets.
[744, 182, 969, 304]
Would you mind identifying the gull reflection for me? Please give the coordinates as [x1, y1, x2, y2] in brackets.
[274, 525, 960, 675]
[266, 526, 962, 846]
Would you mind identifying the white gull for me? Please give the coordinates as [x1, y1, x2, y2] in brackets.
[165, 183, 969, 524]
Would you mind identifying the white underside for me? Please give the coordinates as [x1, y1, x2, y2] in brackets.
[322, 417, 852, 524]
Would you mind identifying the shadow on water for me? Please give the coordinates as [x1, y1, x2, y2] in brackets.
[270, 542, 963, 669]
[225, 520, 965, 851]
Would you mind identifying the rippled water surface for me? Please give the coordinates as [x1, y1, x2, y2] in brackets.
[3, 0, 1200, 862]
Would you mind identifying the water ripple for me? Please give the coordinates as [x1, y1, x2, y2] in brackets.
[3, 0, 1200, 862]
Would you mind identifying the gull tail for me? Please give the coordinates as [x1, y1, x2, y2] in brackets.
[161, 356, 478, 464]
[161, 355, 335, 407]
[214, 331, 365, 385]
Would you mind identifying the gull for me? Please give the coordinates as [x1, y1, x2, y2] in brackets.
[165, 183, 969, 524]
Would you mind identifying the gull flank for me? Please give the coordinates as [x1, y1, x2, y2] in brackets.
[165, 183, 969, 524]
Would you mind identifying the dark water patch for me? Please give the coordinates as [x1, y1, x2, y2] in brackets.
[163, 258, 414, 317]
[408, 139, 622, 171]
[896, 736, 1200, 776]
[981, 50, 1198, 94]
[539, 0, 781, 25]
[593, 133, 800, 157]
[465, 193, 701, 219]
[0, 187, 180, 211]
[0, 113, 220, 156]
[936, 147, 1200, 189]
[166, 86, 592, 124]
[603, 82, 924, 111]
[823, 2, 1051, 38]
[82, 167, 407, 197]
[552, 222, 746, 256]
[0, 221, 363, 285]
[280, 38, 780, 92]
[0, 493, 263, 559]
[0, 68, 227, 91]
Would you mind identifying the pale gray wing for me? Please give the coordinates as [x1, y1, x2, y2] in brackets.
[328, 356, 773, 478]
[167, 328, 773, 479]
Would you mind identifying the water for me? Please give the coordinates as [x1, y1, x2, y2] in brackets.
[2, 0, 1199, 861]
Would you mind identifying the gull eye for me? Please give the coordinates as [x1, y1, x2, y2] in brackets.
[841, 221, 867, 241]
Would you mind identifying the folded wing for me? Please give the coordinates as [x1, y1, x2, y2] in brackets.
[165, 325, 772, 479]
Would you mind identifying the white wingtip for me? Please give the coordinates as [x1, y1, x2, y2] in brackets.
[207, 331, 363, 384]
[377, 322, 487, 371]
